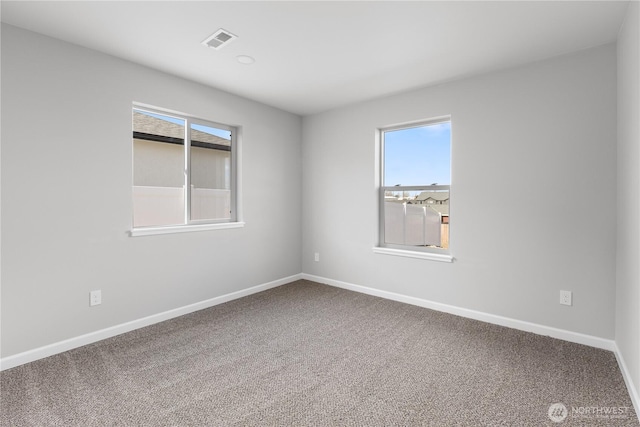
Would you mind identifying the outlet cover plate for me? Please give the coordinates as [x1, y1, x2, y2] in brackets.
[560, 290, 572, 306]
[90, 290, 102, 306]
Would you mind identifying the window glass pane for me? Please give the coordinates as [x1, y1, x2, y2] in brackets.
[383, 189, 449, 249]
[189, 123, 231, 221]
[382, 121, 451, 251]
[384, 122, 451, 186]
[132, 110, 185, 227]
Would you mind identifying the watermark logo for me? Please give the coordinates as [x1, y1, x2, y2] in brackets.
[547, 402, 630, 423]
[548, 403, 568, 423]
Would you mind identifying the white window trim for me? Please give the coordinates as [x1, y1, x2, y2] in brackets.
[372, 246, 453, 263]
[130, 221, 245, 237]
[375, 116, 452, 260]
[130, 103, 243, 236]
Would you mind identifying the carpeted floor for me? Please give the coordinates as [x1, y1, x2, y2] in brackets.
[1, 280, 638, 426]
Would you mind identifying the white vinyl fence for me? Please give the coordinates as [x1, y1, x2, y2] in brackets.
[191, 187, 231, 221]
[384, 202, 441, 246]
[133, 186, 230, 227]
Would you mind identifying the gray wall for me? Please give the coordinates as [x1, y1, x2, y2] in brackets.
[617, 0, 640, 403]
[1, 24, 302, 357]
[302, 43, 617, 339]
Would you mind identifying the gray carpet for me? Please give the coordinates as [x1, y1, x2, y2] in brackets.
[1, 280, 638, 426]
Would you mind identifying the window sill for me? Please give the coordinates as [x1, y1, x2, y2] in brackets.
[130, 221, 245, 237]
[372, 247, 454, 263]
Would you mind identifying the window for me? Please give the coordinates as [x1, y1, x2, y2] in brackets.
[131, 106, 241, 235]
[377, 118, 451, 260]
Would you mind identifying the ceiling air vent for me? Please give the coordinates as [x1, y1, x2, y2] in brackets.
[201, 29, 238, 50]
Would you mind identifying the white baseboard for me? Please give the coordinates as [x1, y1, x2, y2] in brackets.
[0, 273, 303, 371]
[301, 273, 616, 351]
[614, 343, 640, 419]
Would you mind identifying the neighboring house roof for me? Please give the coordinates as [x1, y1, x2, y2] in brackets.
[133, 111, 230, 147]
[415, 191, 449, 202]
[384, 200, 449, 216]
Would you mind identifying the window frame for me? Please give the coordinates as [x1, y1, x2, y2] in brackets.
[130, 104, 243, 237]
[375, 117, 453, 262]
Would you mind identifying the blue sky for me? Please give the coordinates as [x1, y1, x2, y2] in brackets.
[384, 122, 451, 186]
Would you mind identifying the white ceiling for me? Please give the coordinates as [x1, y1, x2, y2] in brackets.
[0, 1, 630, 116]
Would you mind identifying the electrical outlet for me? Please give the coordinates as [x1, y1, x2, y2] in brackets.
[90, 290, 102, 306]
[314, 252, 320, 262]
[559, 290, 572, 306]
